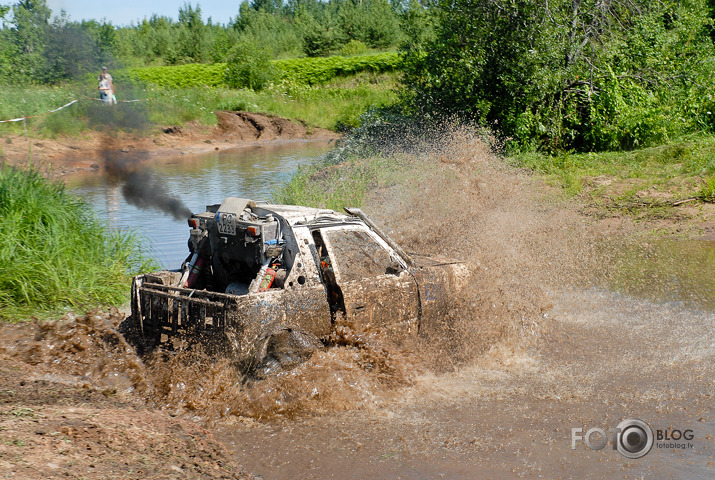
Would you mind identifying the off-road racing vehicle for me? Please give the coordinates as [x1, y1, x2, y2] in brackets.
[130, 198, 468, 373]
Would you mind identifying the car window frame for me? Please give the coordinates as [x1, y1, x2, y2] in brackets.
[319, 224, 403, 284]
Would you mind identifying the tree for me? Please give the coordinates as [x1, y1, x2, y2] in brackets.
[224, 38, 278, 90]
[401, 0, 715, 151]
[338, 0, 401, 48]
[81, 19, 117, 66]
[297, 9, 343, 56]
[44, 13, 100, 83]
[9, 0, 51, 82]
[177, 3, 210, 63]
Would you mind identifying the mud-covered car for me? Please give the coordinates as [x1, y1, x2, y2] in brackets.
[130, 198, 468, 373]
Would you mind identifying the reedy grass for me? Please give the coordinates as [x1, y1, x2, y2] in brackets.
[272, 160, 370, 210]
[272, 152, 414, 210]
[0, 166, 158, 321]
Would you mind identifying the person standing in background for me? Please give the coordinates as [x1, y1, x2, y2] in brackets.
[98, 72, 111, 104]
[99, 66, 116, 104]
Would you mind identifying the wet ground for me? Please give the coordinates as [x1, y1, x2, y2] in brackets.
[216, 287, 713, 479]
[1, 131, 712, 478]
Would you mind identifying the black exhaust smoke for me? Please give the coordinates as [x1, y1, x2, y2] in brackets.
[102, 147, 191, 221]
[120, 169, 192, 221]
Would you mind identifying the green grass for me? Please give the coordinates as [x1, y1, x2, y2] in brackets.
[0, 166, 157, 320]
[272, 151, 426, 210]
[0, 84, 91, 137]
[0, 72, 399, 138]
[272, 160, 373, 210]
[511, 135, 715, 199]
[697, 174, 715, 202]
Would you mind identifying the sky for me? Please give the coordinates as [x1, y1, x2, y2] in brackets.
[45, 1, 242, 27]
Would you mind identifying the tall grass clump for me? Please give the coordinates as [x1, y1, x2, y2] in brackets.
[0, 167, 157, 320]
[272, 160, 371, 211]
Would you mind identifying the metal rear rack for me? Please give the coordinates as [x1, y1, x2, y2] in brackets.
[135, 281, 238, 338]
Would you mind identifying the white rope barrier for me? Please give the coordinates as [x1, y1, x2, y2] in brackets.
[0, 97, 151, 124]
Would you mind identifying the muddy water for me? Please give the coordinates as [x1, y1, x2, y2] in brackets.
[212, 245, 714, 479]
[60, 131, 713, 478]
[606, 239, 715, 310]
[217, 288, 713, 479]
[67, 140, 335, 268]
[209, 133, 711, 478]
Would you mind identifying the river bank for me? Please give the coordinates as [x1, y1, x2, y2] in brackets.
[1, 111, 339, 179]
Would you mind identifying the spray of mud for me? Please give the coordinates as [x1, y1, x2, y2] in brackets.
[365, 125, 596, 369]
[140, 318, 417, 423]
[129, 123, 597, 421]
[0, 124, 598, 423]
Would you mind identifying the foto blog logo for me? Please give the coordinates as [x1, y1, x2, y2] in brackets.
[572, 419, 654, 459]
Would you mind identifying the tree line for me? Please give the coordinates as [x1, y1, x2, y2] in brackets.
[3, 0, 714, 152]
[400, 0, 715, 151]
[0, 0, 429, 85]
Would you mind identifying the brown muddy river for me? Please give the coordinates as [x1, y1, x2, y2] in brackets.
[69, 137, 713, 478]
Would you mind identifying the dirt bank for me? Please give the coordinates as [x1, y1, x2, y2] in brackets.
[1, 111, 338, 179]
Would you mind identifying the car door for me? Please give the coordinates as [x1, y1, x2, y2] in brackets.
[319, 225, 420, 338]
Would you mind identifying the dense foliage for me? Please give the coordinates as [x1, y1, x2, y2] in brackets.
[0, 167, 156, 319]
[124, 52, 400, 88]
[3, 0, 715, 155]
[276, 52, 400, 84]
[401, 0, 715, 151]
[0, 0, 427, 85]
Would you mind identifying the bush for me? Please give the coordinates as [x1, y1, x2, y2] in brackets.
[340, 40, 368, 56]
[123, 52, 401, 89]
[401, 0, 715, 152]
[124, 63, 227, 88]
[224, 40, 279, 91]
[274, 52, 400, 85]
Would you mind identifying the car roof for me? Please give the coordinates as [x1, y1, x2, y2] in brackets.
[254, 203, 357, 227]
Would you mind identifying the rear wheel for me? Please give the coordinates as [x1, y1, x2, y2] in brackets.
[252, 327, 324, 378]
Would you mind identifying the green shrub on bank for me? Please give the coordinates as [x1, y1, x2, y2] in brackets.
[121, 63, 226, 88]
[401, 0, 715, 152]
[0, 167, 157, 320]
[224, 40, 279, 91]
[274, 52, 400, 85]
[340, 40, 369, 56]
[124, 52, 401, 89]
